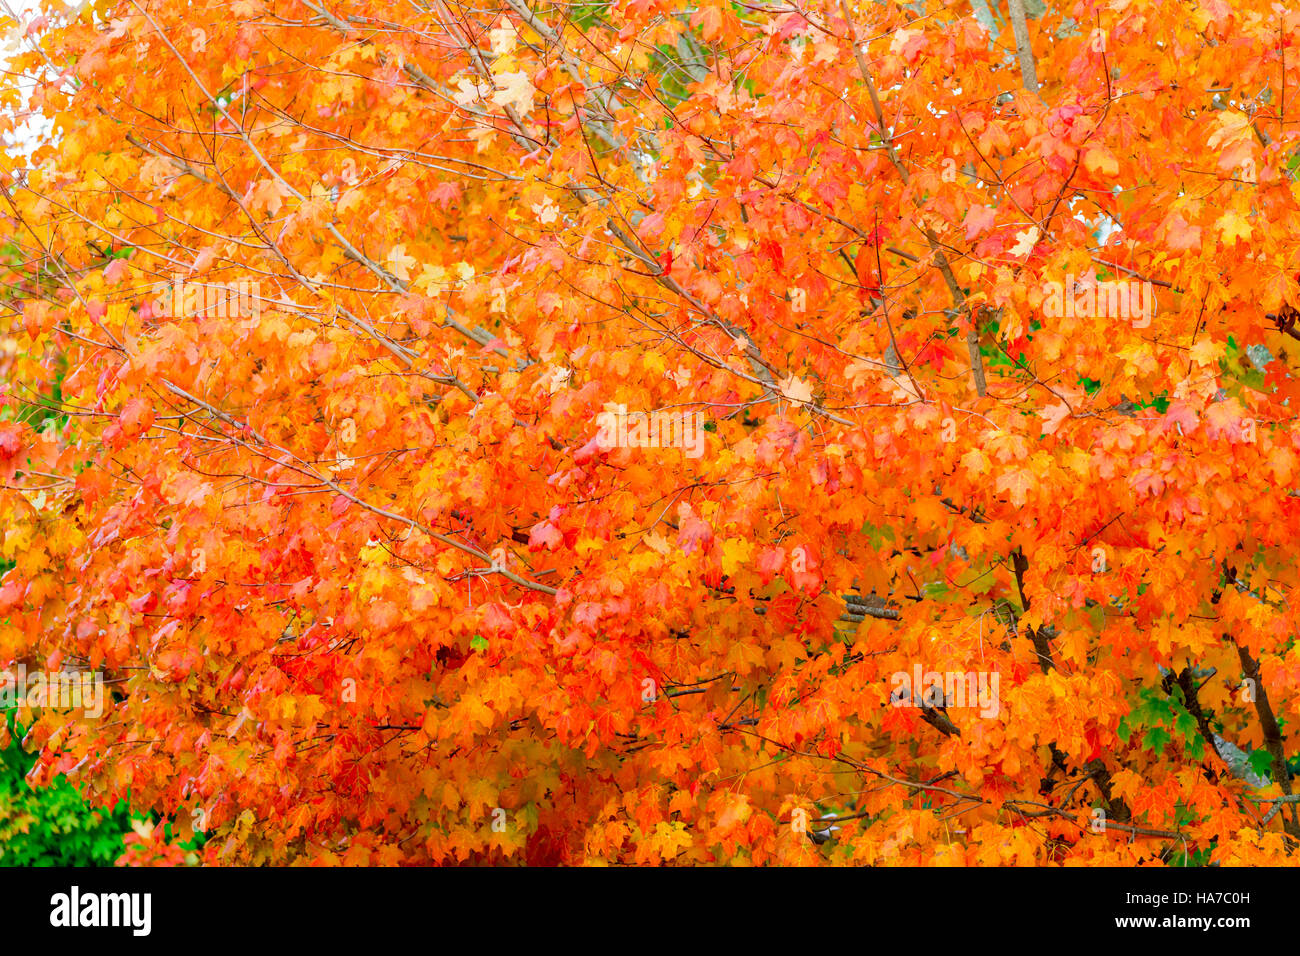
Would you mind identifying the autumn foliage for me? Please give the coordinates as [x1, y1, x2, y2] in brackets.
[3, 0, 1300, 865]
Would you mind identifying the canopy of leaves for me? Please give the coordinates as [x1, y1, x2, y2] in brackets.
[1, 0, 1300, 865]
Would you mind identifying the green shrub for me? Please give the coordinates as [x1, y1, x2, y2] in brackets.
[0, 709, 133, 866]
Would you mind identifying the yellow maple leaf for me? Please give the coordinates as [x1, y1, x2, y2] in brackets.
[491, 71, 535, 115]
[1083, 146, 1119, 177]
[1188, 337, 1222, 367]
[720, 537, 754, 575]
[778, 374, 814, 405]
[1008, 226, 1040, 257]
[1216, 209, 1252, 244]
[387, 244, 418, 282]
[995, 467, 1036, 507]
[961, 447, 990, 476]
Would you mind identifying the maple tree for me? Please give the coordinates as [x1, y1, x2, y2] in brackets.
[2, 0, 1300, 866]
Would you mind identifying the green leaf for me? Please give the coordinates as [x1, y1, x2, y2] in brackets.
[1143, 725, 1171, 753]
[1248, 748, 1274, 782]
